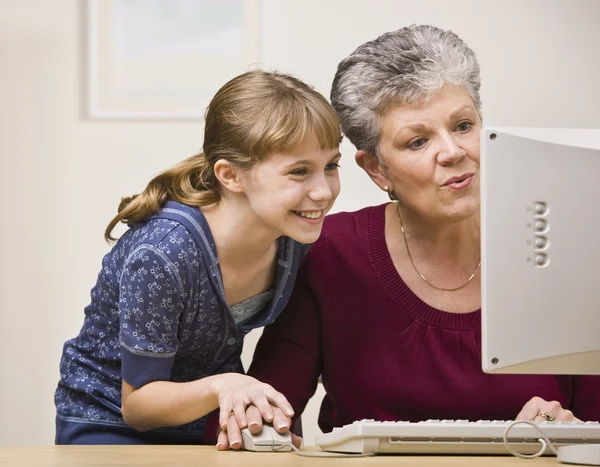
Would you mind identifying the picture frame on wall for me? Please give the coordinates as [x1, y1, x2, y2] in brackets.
[85, 0, 262, 120]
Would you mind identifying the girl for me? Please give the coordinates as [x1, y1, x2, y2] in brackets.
[55, 70, 342, 444]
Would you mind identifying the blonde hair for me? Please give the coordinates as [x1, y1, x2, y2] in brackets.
[105, 70, 342, 241]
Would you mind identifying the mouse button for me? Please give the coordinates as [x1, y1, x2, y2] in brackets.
[243, 427, 275, 446]
[270, 429, 292, 445]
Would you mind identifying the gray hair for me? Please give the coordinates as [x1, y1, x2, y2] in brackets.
[331, 25, 481, 160]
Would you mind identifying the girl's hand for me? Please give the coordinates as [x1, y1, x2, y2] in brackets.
[216, 405, 302, 451]
[211, 374, 294, 434]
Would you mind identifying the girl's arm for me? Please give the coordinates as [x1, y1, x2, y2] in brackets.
[118, 241, 292, 432]
[121, 373, 293, 432]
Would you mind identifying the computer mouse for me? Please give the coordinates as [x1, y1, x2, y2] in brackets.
[240, 424, 293, 452]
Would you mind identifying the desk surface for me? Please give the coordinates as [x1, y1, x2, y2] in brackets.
[0, 446, 562, 467]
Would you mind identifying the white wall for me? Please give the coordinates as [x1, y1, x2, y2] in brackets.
[1, 0, 599, 445]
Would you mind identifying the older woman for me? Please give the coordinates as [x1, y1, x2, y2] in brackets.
[217, 25, 600, 449]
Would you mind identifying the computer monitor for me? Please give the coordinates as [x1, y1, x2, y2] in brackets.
[480, 127, 600, 375]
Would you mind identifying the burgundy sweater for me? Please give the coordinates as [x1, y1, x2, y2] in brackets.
[249, 203, 600, 434]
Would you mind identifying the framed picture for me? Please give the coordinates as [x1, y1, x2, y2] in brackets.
[86, 0, 262, 120]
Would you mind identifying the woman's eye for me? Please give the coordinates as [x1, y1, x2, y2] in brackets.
[456, 121, 473, 132]
[409, 138, 426, 150]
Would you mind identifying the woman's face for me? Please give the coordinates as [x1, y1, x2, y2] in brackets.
[373, 84, 481, 222]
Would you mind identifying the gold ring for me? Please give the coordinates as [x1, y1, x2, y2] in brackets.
[228, 411, 236, 419]
[538, 411, 555, 422]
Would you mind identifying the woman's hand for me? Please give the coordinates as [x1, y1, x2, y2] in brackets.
[210, 374, 294, 437]
[216, 405, 303, 450]
[516, 396, 580, 422]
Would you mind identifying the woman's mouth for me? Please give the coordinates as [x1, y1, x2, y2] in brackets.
[442, 173, 474, 190]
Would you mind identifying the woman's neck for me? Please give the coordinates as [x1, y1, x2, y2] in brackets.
[393, 203, 480, 269]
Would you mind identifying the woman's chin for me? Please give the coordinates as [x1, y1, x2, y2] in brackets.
[437, 197, 480, 221]
[448, 204, 480, 221]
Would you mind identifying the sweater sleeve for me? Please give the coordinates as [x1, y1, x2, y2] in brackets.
[570, 375, 600, 421]
[247, 234, 329, 425]
[119, 244, 186, 388]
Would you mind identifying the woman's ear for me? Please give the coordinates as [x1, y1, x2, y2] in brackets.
[355, 150, 391, 192]
[213, 160, 245, 193]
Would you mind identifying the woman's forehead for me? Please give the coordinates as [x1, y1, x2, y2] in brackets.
[381, 88, 477, 131]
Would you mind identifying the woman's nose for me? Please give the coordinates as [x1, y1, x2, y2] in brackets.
[437, 136, 467, 165]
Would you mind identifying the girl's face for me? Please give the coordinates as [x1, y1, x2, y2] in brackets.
[240, 133, 341, 244]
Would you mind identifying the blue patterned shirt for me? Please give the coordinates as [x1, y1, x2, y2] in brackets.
[55, 201, 309, 442]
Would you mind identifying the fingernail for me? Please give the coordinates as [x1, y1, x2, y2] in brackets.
[216, 443, 224, 450]
[285, 409, 294, 416]
[266, 412, 274, 421]
[276, 424, 289, 431]
[249, 421, 260, 429]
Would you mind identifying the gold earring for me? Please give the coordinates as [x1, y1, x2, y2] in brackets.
[383, 185, 398, 201]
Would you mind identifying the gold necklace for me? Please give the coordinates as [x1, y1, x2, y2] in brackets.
[396, 203, 481, 292]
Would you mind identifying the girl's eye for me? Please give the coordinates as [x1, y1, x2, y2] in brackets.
[290, 168, 308, 176]
[409, 138, 426, 150]
[457, 121, 473, 132]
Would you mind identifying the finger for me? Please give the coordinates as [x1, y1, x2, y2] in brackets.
[249, 393, 274, 423]
[219, 400, 233, 430]
[534, 413, 548, 423]
[227, 413, 244, 450]
[264, 387, 295, 417]
[216, 429, 230, 451]
[246, 405, 264, 434]
[232, 400, 248, 429]
[533, 400, 562, 423]
[539, 401, 570, 422]
[555, 409, 580, 422]
[291, 432, 303, 449]
[516, 396, 545, 420]
[271, 407, 292, 433]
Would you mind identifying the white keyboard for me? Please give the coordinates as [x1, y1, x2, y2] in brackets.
[316, 419, 600, 455]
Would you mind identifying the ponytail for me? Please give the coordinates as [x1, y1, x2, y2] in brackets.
[104, 153, 219, 242]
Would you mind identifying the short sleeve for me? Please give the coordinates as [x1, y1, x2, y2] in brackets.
[119, 245, 186, 388]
